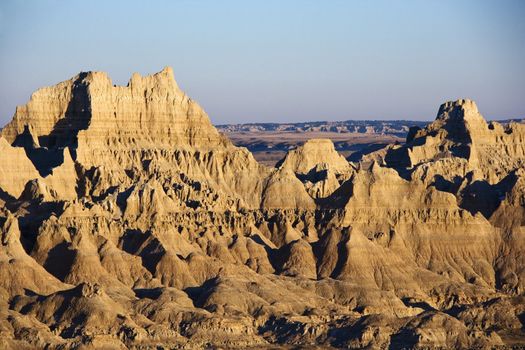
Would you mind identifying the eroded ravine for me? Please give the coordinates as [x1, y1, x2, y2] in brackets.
[0, 68, 524, 349]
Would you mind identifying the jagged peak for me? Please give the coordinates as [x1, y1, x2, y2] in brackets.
[437, 99, 478, 117]
[406, 99, 488, 144]
[435, 98, 486, 125]
[2, 66, 220, 150]
[160, 65, 174, 76]
[54, 71, 114, 91]
[128, 66, 179, 90]
[384, 99, 492, 168]
[50, 66, 179, 90]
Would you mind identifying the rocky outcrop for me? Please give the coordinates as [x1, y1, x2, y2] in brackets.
[2, 67, 273, 209]
[0, 68, 524, 349]
[384, 99, 525, 183]
[0, 137, 40, 198]
[277, 138, 355, 198]
[277, 138, 352, 175]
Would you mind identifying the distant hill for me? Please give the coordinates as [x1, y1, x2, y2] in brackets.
[217, 118, 524, 137]
[216, 118, 524, 166]
[216, 120, 430, 138]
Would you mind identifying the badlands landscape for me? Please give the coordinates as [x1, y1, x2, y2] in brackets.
[218, 119, 524, 166]
[217, 127, 405, 166]
[0, 67, 524, 349]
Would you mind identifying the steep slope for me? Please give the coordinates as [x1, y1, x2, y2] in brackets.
[0, 137, 40, 198]
[276, 138, 355, 198]
[385, 99, 525, 183]
[0, 68, 524, 349]
[2, 67, 272, 209]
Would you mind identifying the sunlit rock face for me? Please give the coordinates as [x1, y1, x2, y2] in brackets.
[0, 68, 524, 349]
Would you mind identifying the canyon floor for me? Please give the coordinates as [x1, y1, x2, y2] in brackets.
[0, 67, 524, 349]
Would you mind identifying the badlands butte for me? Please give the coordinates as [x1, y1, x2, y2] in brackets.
[0, 67, 524, 349]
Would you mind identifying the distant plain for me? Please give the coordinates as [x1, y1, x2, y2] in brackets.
[223, 130, 401, 166]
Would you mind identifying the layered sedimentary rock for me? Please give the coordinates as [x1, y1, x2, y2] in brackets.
[277, 138, 355, 198]
[385, 99, 525, 183]
[0, 69, 524, 349]
[0, 137, 40, 198]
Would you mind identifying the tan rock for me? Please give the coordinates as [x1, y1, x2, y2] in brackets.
[278, 138, 351, 175]
[0, 137, 39, 198]
[0, 70, 524, 349]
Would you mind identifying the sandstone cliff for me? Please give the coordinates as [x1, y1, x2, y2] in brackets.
[0, 69, 524, 349]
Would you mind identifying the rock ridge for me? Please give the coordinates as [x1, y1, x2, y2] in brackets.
[0, 71, 524, 348]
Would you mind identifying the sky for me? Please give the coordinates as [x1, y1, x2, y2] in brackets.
[0, 0, 524, 125]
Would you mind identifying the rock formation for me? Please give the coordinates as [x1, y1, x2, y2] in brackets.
[276, 138, 355, 198]
[0, 69, 524, 349]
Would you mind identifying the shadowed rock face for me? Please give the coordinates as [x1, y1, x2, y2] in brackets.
[384, 99, 525, 182]
[0, 69, 524, 349]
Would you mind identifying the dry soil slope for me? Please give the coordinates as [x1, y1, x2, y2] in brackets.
[0, 69, 523, 349]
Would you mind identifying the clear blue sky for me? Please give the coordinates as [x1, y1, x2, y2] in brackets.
[0, 0, 523, 125]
